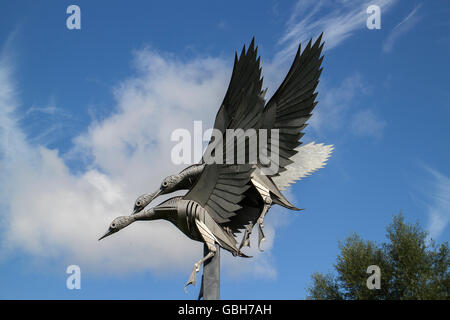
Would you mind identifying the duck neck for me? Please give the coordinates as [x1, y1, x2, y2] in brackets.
[133, 205, 177, 222]
[133, 208, 161, 221]
[143, 190, 159, 206]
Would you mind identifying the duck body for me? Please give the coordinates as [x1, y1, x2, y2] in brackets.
[144, 197, 245, 257]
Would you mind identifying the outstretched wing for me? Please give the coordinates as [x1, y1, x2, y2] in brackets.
[182, 39, 266, 226]
[211, 37, 263, 134]
[204, 38, 266, 163]
[272, 142, 333, 191]
[183, 164, 253, 224]
[259, 34, 324, 176]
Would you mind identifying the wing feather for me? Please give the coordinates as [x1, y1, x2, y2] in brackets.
[272, 142, 333, 191]
[259, 34, 325, 176]
[184, 164, 254, 224]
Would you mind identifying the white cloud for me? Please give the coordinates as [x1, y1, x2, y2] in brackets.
[0, 48, 280, 279]
[423, 167, 450, 240]
[383, 4, 422, 53]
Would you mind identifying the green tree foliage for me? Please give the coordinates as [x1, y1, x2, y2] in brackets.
[307, 214, 449, 300]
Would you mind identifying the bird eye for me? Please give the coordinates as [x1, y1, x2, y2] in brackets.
[136, 201, 141, 206]
[111, 223, 116, 228]
[162, 181, 168, 187]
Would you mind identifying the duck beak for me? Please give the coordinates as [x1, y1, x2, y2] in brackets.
[98, 228, 114, 241]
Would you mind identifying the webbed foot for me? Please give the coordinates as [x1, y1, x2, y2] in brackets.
[257, 219, 266, 252]
[184, 263, 200, 292]
[239, 224, 253, 249]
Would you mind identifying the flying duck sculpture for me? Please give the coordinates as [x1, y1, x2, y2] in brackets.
[129, 34, 332, 250]
[99, 35, 332, 290]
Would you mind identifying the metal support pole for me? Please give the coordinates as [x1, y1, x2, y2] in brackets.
[199, 243, 220, 300]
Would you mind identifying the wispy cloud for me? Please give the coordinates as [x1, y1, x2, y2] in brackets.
[423, 167, 450, 240]
[274, 0, 398, 65]
[25, 105, 61, 116]
[307, 73, 375, 136]
[263, 0, 397, 113]
[350, 109, 386, 139]
[19, 96, 72, 147]
[263, 1, 397, 140]
[383, 3, 422, 53]
[217, 20, 229, 31]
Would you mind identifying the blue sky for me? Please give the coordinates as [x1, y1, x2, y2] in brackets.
[0, 0, 449, 299]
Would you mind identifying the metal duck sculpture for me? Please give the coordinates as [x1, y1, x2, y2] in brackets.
[129, 34, 332, 249]
[99, 34, 333, 291]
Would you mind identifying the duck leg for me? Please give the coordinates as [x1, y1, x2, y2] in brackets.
[257, 196, 272, 251]
[251, 177, 273, 252]
[185, 250, 215, 291]
[239, 223, 254, 249]
[185, 219, 217, 292]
